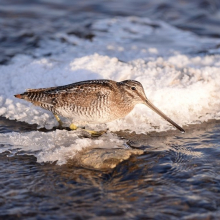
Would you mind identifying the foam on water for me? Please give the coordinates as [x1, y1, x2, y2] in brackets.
[0, 16, 220, 164]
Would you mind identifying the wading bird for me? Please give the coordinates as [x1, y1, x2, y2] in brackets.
[15, 79, 185, 135]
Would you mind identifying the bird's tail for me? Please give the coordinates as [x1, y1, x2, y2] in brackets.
[14, 93, 25, 99]
[14, 91, 54, 110]
[14, 92, 35, 101]
[14, 87, 57, 101]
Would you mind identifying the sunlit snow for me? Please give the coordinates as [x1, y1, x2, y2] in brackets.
[0, 17, 220, 164]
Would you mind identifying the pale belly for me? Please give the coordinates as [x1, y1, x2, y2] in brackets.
[56, 105, 117, 125]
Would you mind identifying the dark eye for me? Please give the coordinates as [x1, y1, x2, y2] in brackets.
[131, 87, 136, 90]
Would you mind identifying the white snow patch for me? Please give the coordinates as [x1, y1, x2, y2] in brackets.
[0, 16, 220, 164]
[1, 53, 220, 133]
[0, 130, 125, 165]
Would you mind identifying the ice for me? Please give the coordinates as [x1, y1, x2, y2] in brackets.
[0, 130, 125, 165]
[0, 16, 220, 164]
[2, 53, 219, 133]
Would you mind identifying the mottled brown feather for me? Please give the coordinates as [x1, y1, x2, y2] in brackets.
[13, 79, 185, 132]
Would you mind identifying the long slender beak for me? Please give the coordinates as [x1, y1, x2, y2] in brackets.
[145, 100, 185, 133]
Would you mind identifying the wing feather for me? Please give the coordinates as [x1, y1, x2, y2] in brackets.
[55, 85, 113, 108]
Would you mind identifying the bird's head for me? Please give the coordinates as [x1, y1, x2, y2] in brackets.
[117, 80, 147, 105]
[117, 80, 185, 133]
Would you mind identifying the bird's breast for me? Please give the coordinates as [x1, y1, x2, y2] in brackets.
[55, 94, 113, 124]
[54, 89, 135, 124]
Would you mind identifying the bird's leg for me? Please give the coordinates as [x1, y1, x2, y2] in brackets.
[54, 114, 63, 128]
[54, 116, 105, 136]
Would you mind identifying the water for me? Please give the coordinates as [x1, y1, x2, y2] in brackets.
[1, 0, 220, 219]
[1, 120, 220, 219]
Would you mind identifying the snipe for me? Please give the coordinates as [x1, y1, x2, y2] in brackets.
[14, 79, 185, 135]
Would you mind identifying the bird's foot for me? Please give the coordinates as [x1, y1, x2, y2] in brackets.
[82, 129, 107, 137]
[69, 123, 78, 130]
[70, 123, 106, 137]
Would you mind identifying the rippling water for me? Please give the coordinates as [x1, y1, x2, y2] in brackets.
[1, 0, 220, 64]
[1, 120, 220, 219]
[1, 0, 220, 219]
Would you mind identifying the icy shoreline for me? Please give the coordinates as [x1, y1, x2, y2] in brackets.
[0, 16, 220, 165]
[1, 52, 220, 133]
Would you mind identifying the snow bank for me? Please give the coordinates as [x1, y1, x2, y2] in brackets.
[0, 16, 220, 164]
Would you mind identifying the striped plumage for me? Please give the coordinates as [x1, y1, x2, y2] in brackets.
[14, 79, 185, 132]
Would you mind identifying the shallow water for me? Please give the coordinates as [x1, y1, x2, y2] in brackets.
[1, 119, 220, 219]
[1, 0, 220, 219]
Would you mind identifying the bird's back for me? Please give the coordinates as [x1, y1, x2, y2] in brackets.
[15, 80, 129, 124]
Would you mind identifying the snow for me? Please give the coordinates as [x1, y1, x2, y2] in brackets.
[0, 16, 220, 164]
[0, 130, 125, 165]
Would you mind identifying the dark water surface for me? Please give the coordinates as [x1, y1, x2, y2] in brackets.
[1, 119, 220, 219]
[1, 0, 220, 64]
[1, 0, 220, 219]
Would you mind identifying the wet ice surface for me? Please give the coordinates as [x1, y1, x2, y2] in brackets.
[0, 130, 126, 165]
[1, 0, 220, 219]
